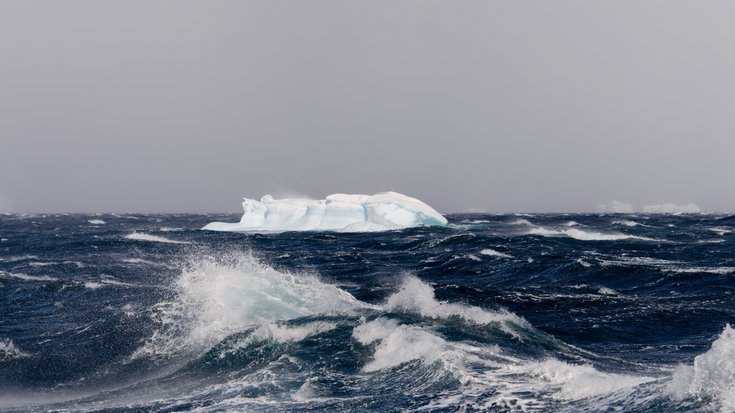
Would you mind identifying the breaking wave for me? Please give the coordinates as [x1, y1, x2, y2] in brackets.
[667, 324, 735, 412]
[110, 254, 671, 411]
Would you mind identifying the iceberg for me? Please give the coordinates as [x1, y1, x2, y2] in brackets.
[203, 191, 448, 233]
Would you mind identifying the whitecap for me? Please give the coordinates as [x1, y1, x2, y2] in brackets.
[122, 258, 159, 265]
[577, 259, 592, 268]
[353, 318, 447, 372]
[83, 278, 138, 289]
[159, 227, 184, 232]
[479, 248, 514, 259]
[125, 232, 191, 244]
[524, 359, 652, 400]
[383, 275, 526, 330]
[673, 267, 735, 275]
[87, 219, 106, 225]
[708, 227, 732, 236]
[0, 339, 29, 360]
[612, 219, 646, 227]
[84, 282, 104, 289]
[527, 226, 660, 242]
[597, 287, 619, 296]
[667, 324, 735, 412]
[132, 253, 367, 359]
[224, 321, 338, 357]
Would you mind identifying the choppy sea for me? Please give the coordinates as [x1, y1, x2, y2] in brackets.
[1, 213, 734, 412]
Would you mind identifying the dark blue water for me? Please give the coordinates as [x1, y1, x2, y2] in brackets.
[1, 213, 734, 412]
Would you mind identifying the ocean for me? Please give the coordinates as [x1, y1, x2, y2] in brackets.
[1, 213, 733, 412]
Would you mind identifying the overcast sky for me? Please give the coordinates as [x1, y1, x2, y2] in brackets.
[1, 1, 733, 213]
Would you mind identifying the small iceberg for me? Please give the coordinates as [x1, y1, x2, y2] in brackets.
[203, 191, 448, 233]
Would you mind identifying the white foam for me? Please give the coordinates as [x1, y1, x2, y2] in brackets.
[577, 259, 592, 268]
[479, 248, 513, 259]
[612, 219, 645, 227]
[597, 287, 618, 296]
[0, 255, 39, 263]
[384, 275, 526, 329]
[84, 278, 138, 289]
[673, 267, 735, 275]
[225, 321, 338, 356]
[708, 227, 732, 236]
[159, 227, 184, 232]
[26, 261, 55, 267]
[527, 226, 658, 242]
[87, 219, 106, 225]
[598, 255, 735, 275]
[525, 359, 652, 400]
[667, 324, 735, 412]
[643, 203, 701, 214]
[353, 317, 652, 409]
[202, 191, 447, 233]
[0, 270, 57, 282]
[125, 233, 190, 244]
[596, 200, 635, 214]
[353, 318, 447, 372]
[122, 258, 159, 265]
[598, 255, 681, 268]
[513, 219, 659, 242]
[251, 321, 337, 343]
[0, 339, 28, 360]
[133, 254, 367, 359]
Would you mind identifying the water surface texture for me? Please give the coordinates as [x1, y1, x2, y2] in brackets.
[1, 213, 734, 412]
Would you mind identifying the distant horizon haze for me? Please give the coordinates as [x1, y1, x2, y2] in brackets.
[1, 1, 733, 213]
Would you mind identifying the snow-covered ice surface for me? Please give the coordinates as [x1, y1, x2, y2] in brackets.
[202, 191, 447, 232]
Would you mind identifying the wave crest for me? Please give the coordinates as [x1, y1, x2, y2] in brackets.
[667, 324, 735, 412]
[133, 253, 364, 360]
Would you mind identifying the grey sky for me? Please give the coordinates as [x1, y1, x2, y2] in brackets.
[1, 1, 733, 213]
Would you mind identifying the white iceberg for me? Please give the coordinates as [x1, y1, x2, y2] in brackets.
[203, 191, 448, 233]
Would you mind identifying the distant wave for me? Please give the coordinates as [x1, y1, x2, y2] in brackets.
[479, 248, 514, 259]
[124, 232, 190, 244]
[515, 220, 661, 242]
[612, 219, 649, 227]
[708, 227, 732, 236]
[596, 255, 735, 275]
